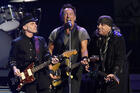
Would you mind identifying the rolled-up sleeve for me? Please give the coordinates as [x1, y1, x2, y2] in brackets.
[78, 27, 90, 43]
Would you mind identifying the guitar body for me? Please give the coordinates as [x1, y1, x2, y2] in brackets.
[8, 63, 35, 92]
[50, 68, 62, 87]
[17, 62, 35, 91]
[52, 79, 62, 87]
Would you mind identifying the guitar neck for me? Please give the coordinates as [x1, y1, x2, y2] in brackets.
[70, 57, 94, 70]
[71, 62, 81, 70]
[32, 60, 50, 73]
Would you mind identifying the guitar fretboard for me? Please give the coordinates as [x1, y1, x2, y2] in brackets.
[71, 62, 81, 70]
[32, 60, 50, 73]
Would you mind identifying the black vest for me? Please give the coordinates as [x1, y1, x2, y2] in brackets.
[53, 25, 81, 64]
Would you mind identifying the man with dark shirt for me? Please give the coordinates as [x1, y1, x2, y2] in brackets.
[9, 14, 50, 93]
[87, 15, 129, 93]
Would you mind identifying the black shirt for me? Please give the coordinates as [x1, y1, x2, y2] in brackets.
[9, 34, 49, 71]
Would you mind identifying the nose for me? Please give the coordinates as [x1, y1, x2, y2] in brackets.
[66, 14, 71, 20]
[67, 17, 70, 21]
[98, 24, 102, 28]
[34, 22, 37, 27]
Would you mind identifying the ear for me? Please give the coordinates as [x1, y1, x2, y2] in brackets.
[74, 15, 76, 21]
[23, 25, 27, 30]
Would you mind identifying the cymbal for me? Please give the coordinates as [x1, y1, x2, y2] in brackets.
[10, 0, 38, 2]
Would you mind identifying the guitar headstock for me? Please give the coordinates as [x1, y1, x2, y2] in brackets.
[62, 50, 77, 58]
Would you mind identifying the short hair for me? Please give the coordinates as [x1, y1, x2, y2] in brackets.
[97, 15, 114, 27]
[59, 4, 76, 21]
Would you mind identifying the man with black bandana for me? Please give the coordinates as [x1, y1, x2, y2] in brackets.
[8, 14, 50, 93]
[87, 15, 129, 93]
[48, 4, 90, 93]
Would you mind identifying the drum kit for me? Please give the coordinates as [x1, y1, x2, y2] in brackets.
[0, 4, 20, 32]
[0, 0, 38, 32]
[0, 0, 39, 69]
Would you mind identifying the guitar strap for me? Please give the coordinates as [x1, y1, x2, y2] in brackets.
[34, 36, 40, 61]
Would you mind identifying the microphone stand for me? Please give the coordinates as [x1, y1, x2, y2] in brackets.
[68, 26, 72, 93]
[68, 20, 72, 93]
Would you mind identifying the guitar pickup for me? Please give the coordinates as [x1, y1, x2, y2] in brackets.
[27, 69, 33, 76]
[21, 72, 25, 80]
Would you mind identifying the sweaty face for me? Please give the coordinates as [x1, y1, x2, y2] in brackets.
[97, 23, 111, 36]
[23, 22, 37, 33]
[63, 8, 76, 27]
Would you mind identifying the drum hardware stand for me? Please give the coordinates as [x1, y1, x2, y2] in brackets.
[0, 6, 5, 13]
[8, 5, 15, 20]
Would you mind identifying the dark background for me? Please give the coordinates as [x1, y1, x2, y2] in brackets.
[0, 0, 140, 77]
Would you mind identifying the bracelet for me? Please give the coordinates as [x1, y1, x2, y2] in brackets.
[81, 56, 88, 60]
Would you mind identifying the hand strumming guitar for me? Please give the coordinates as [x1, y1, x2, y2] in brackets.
[13, 66, 21, 77]
[49, 56, 59, 70]
[81, 55, 99, 72]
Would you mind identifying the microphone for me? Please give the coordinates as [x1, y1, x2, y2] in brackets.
[67, 19, 72, 28]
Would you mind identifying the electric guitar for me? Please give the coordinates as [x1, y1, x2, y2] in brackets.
[66, 55, 119, 85]
[8, 60, 51, 92]
[65, 56, 98, 78]
[50, 56, 97, 87]
[49, 50, 77, 87]
[8, 50, 77, 91]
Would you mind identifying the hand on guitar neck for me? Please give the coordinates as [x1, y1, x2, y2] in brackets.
[49, 50, 77, 71]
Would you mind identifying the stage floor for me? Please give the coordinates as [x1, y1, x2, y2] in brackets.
[0, 74, 140, 93]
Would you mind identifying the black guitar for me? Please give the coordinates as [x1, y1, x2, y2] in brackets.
[66, 56, 119, 85]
